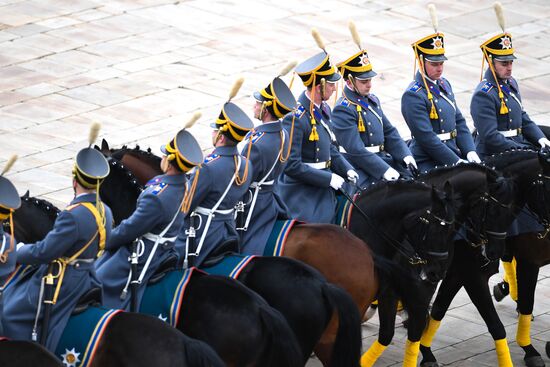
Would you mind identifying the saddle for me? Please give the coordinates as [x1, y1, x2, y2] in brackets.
[148, 254, 179, 285]
[72, 287, 102, 315]
[201, 240, 240, 268]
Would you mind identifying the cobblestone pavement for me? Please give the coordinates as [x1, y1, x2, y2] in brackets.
[0, 0, 549, 365]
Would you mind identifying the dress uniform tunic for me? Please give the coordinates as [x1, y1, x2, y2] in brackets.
[332, 86, 412, 189]
[471, 69, 545, 236]
[3, 194, 112, 352]
[176, 146, 252, 267]
[96, 173, 186, 310]
[402, 71, 476, 172]
[239, 122, 289, 255]
[277, 91, 354, 223]
[471, 69, 544, 157]
[0, 227, 16, 336]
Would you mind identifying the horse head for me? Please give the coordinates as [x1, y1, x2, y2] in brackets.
[99, 159, 141, 225]
[3, 191, 58, 243]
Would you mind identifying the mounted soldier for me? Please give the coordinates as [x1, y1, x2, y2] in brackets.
[332, 21, 416, 191]
[470, 3, 550, 308]
[2, 124, 112, 352]
[96, 114, 203, 310]
[176, 78, 254, 267]
[239, 63, 297, 255]
[0, 156, 21, 336]
[277, 29, 358, 223]
[401, 5, 481, 173]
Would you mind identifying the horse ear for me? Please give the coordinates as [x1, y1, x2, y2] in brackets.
[101, 139, 111, 156]
[23, 190, 29, 198]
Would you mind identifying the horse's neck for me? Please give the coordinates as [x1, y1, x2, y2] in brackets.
[505, 158, 541, 191]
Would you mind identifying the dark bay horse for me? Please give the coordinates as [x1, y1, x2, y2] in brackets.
[482, 149, 550, 367]
[0, 340, 62, 367]
[97, 140, 375, 366]
[346, 180, 456, 366]
[416, 164, 519, 367]
[8, 194, 303, 367]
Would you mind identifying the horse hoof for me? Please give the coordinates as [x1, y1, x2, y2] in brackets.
[420, 362, 440, 367]
[493, 282, 509, 302]
[525, 355, 545, 367]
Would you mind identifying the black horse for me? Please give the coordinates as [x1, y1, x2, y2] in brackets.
[98, 153, 363, 367]
[416, 164, 518, 367]
[8, 194, 303, 367]
[347, 180, 456, 366]
[0, 312, 225, 367]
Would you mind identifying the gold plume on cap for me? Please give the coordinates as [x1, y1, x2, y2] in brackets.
[311, 28, 326, 51]
[184, 111, 202, 129]
[279, 61, 297, 77]
[428, 4, 438, 33]
[228, 77, 244, 102]
[1, 155, 17, 176]
[493, 2, 506, 32]
[348, 20, 362, 50]
[88, 122, 101, 147]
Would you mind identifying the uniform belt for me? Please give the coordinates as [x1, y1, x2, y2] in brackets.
[304, 161, 331, 169]
[194, 206, 235, 216]
[498, 128, 522, 137]
[436, 130, 457, 141]
[250, 180, 274, 189]
[143, 233, 177, 244]
[339, 145, 384, 153]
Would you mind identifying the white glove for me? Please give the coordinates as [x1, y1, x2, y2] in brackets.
[466, 151, 481, 163]
[538, 138, 550, 148]
[329, 174, 345, 190]
[383, 167, 400, 181]
[403, 155, 417, 169]
[347, 170, 359, 184]
[456, 159, 468, 164]
[16, 242, 25, 251]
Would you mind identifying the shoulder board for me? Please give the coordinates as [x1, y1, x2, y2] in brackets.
[145, 177, 161, 187]
[65, 204, 80, 211]
[481, 82, 494, 93]
[409, 82, 422, 93]
[150, 182, 168, 196]
[203, 153, 220, 164]
[294, 104, 306, 118]
[368, 93, 380, 105]
[243, 130, 253, 141]
[250, 131, 265, 144]
[339, 98, 351, 107]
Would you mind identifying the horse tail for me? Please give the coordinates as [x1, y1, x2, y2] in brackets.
[183, 337, 225, 367]
[257, 305, 303, 367]
[322, 282, 362, 367]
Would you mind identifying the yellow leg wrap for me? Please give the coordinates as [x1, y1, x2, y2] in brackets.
[361, 340, 387, 367]
[516, 313, 532, 347]
[495, 338, 513, 367]
[420, 316, 441, 347]
[502, 259, 518, 301]
[403, 340, 420, 367]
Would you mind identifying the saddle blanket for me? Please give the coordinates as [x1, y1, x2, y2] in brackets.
[334, 193, 354, 229]
[55, 307, 121, 367]
[200, 254, 256, 279]
[140, 268, 196, 327]
[263, 219, 299, 256]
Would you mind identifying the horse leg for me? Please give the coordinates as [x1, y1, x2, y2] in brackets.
[515, 257, 544, 367]
[462, 270, 512, 367]
[360, 292, 398, 367]
[420, 260, 464, 367]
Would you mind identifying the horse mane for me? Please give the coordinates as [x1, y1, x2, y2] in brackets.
[420, 163, 499, 181]
[483, 148, 538, 168]
[112, 144, 161, 164]
[358, 179, 431, 198]
[106, 159, 143, 192]
[21, 191, 60, 219]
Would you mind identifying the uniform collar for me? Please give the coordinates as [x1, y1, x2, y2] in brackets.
[415, 71, 439, 87]
[70, 193, 96, 205]
[483, 68, 512, 88]
[343, 85, 375, 105]
[213, 145, 239, 156]
[160, 173, 186, 184]
[255, 121, 282, 133]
